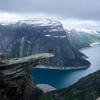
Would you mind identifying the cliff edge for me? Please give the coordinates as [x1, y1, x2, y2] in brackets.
[0, 53, 54, 100]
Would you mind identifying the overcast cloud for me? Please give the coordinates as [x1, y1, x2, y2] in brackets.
[0, 0, 100, 30]
[0, 0, 100, 21]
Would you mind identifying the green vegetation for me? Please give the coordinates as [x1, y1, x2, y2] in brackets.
[9, 44, 20, 58]
[39, 93, 51, 100]
[39, 70, 100, 100]
[73, 33, 100, 49]
[65, 90, 76, 100]
[64, 58, 90, 67]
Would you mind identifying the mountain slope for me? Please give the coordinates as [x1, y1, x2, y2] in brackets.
[39, 69, 100, 100]
[0, 19, 90, 68]
[65, 28, 100, 49]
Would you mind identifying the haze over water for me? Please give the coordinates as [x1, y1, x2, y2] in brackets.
[30, 44, 100, 89]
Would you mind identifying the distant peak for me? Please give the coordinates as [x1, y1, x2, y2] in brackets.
[65, 27, 99, 35]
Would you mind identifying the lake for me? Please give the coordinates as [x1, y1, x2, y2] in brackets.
[30, 44, 100, 89]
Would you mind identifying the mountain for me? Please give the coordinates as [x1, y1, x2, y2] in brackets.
[65, 28, 100, 49]
[96, 28, 100, 34]
[39, 69, 100, 100]
[0, 19, 90, 68]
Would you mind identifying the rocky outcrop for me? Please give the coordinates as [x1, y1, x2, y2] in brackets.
[36, 84, 56, 93]
[0, 53, 54, 100]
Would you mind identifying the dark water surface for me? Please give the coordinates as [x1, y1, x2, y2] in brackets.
[30, 44, 100, 89]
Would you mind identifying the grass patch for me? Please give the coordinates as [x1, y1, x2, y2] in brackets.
[39, 93, 51, 100]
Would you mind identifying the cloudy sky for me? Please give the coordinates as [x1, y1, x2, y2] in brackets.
[0, 0, 100, 29]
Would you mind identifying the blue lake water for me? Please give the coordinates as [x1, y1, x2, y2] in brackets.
[30, 44, 100, 89]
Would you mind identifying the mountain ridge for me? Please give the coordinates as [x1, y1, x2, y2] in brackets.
[0, 19, 90, 69]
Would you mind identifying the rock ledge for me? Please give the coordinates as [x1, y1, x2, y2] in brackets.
[0, 53, 54, 100]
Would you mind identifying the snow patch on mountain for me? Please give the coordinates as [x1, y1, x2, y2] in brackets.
[45, 35, 50, 37]
[45, 34, 66, 38]
[0, 18, 61, 28]
[65, 27, 99, 35]
[18, 19, 61, 27]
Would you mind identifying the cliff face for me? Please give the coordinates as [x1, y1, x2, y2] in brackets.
[0, 19, 90, 68]
[40, 69, 100, 100]
[0, 53, 54, 100]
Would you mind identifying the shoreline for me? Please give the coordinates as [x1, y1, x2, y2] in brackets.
[35, 42, 99, 70]
[36, 64, 90, 70]
[79, 42, 100, 51]
[90, 42, 100, 47]
[79, 42, 100, 60]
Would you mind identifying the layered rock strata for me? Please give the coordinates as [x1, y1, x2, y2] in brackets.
[0, 53, 54, 100]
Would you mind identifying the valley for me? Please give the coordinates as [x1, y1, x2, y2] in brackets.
[0, 19, 99, 69]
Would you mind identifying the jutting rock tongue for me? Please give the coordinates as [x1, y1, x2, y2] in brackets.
[0, 53, 54, 100]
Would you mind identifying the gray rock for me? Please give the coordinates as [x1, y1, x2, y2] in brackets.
[36, 84, 56, 93]
[0, 53, 54, 100]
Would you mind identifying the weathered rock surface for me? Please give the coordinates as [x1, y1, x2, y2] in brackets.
[36, 84, 56, 93]
[0, 53, 54, 100]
